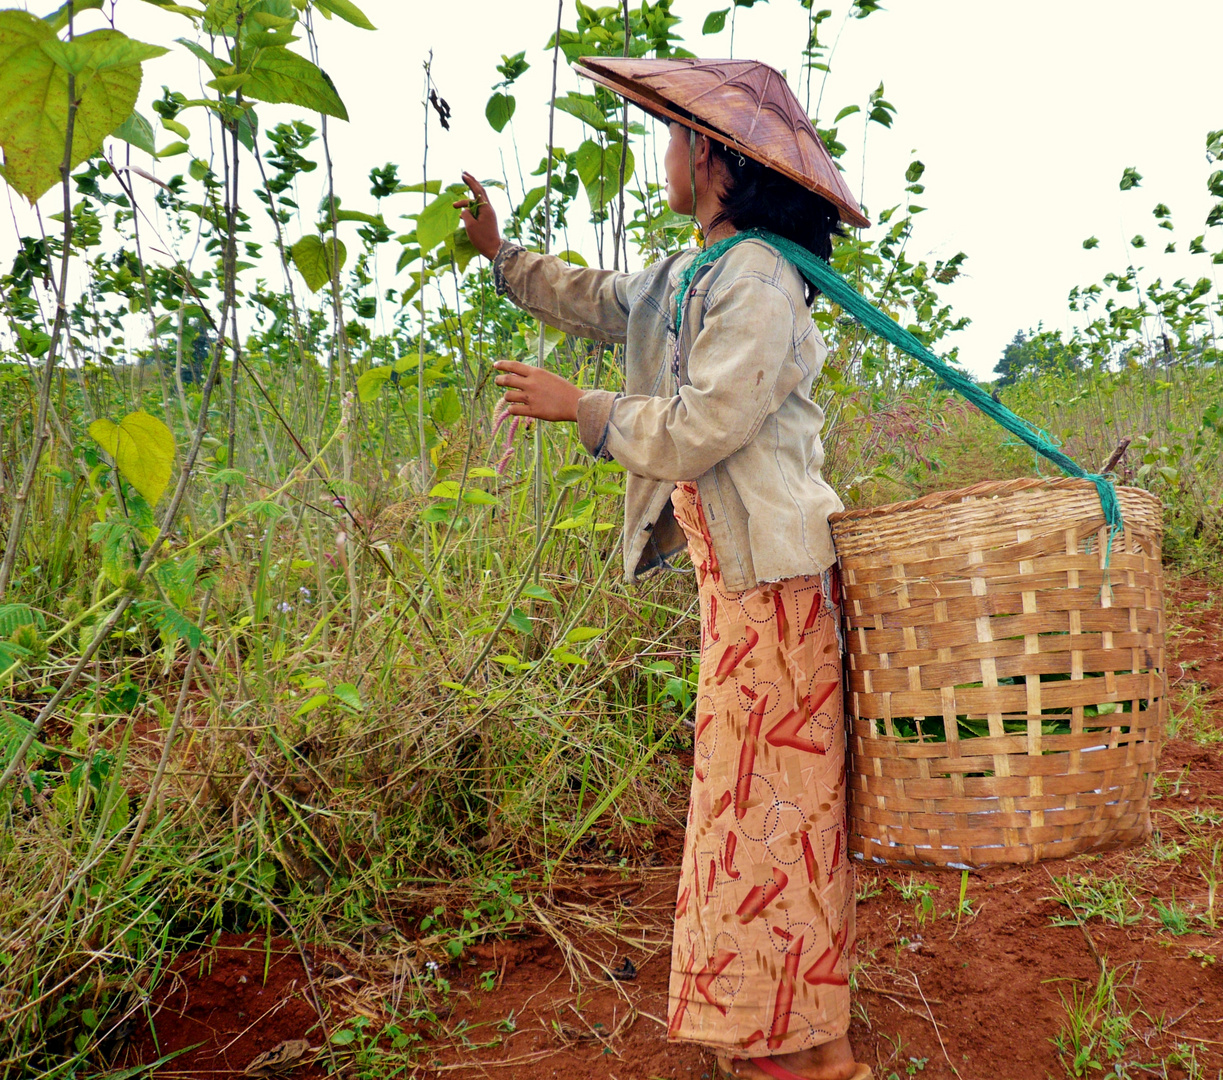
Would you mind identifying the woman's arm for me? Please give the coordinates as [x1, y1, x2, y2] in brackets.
[457, 173, 631, 342]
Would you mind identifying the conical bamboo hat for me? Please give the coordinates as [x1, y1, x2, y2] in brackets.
[575, 56, 869, 229]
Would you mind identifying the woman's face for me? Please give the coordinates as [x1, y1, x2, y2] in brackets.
[663, 121, 695, 214]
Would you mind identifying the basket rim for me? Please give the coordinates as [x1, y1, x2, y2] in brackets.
[829, 476, 1161, 524]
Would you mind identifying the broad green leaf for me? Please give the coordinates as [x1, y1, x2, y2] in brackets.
[485, 91, 515, 133]
[111, 109, 155, 154]
[156, 139, 188, 158]
[289, 234, 346, 292]
[42, 0, 106, 33]
[506, 607, 531, 634]
[356, 365, 393, 401]
[431, 386, 462, 425]
[428, 481, 461, 499]
[243, 46, 348, 120]
[702, 8, 729, 33]
[468, 467, 497, 478]
[314, 0, 376, 30]
[416, 186, 465, 251]
[294, 693, 329, 716]
[554, 249, 588, 267]
[88, 411, 176, 505]
[520, 584, 556, 603]
[461, 489, 498, 505]
[175, 37, 225, 75]
[555, 464, 588, 486]
[105, 789, 130, 835]
[574, 138, 633, 212]
[551, 649, 588, 666]
[332, 682, 363, 711]
[0, 16, 167, 202]
[564, 626, 603, 643]
[833, 104, 860, 122]
[207, 72, 251, 95]
[523, 322, 565, 361]
[444, 228, 480, 273]
[40, 30, 166, 77]
[553, 92, 609, 132]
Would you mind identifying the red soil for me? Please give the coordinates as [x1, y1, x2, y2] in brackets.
[125, 575, 1223, 1080]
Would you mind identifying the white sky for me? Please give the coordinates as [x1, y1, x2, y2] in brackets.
[3, 0, 1222, 379]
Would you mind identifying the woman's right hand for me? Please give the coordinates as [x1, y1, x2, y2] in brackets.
[454, 172, 502, 261]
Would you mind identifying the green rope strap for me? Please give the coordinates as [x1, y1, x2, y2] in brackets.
[673, 228, 1124, 550]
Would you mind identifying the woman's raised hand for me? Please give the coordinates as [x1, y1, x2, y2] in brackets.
[454, 172, 502, 261]
[493, 360, 584, 423]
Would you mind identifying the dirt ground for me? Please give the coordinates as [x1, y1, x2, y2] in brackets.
[126, 575, 1223, 1080]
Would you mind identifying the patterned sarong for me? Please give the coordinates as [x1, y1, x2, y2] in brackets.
[666, 482, 854, 1055]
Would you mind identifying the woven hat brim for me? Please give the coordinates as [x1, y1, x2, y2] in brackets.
[575, 59, 870, 230]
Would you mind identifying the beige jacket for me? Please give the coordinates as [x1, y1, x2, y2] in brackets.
[493, 236, 842, 592]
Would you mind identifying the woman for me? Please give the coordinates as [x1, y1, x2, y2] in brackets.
[456, 57, 871, 1080]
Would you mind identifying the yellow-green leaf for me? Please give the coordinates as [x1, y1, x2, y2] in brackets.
[111, 109, 155, 154]
[0, 15, 167, 202]
[356, 365, 392, 401]
[314, 0, 376, 30]
[290, 234, 346, 292]
[88, 411, 176, 506]
[243, 45, 348, 120]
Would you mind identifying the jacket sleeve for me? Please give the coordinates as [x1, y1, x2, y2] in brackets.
[575, 273, 804, 481]
[495, 243, 633, 343]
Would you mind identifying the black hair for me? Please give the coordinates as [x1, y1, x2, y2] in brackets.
[706, 140, 846, 303]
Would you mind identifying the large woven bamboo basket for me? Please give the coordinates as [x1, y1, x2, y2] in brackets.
[829, 478, 1165, 868]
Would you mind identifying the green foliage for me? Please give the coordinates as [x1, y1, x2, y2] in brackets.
[290, 234, 346, 292]
[0, 12, 167, 201]
[88, 411, 176, 506]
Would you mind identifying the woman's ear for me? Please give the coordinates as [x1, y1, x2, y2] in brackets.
[693, 133, 711, 166]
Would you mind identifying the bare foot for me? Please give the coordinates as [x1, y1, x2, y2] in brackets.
[717, 1035, 859, 1080]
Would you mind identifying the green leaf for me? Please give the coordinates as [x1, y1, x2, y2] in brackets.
[332, 682, 363, 711]
[290, 234, 346, 292]
[155, 139, 188, 158]
[105, 789, 130, 835]
[0, 604, 45, 633]
[553, 92, 610, 132]
[429, 481, 460, 499]
[554, 249, 588, 267]
[0, 16, 168, 202]
[564, 626, 603, 643]
[137, 599, 206, 649]
[416, 186, 465, 251]
[520, 584, 556, 603]
[574, 138, 633, 212]
[88, 411, 176, 505]
[111, 109, 155, 154]
[1082, 236, 1099, 250]
[506, 607, 531, 634]
[461, 489, 498, 505]
[294, 693, 329, 717]
[356, 365, 393, 402]
[485, 92, 515, 133]
[431, 386, 462, 425]
[551, 650, 588, 666]
[243, 46, 348, 120]
[1119, 166, 1142, 190]
[833, 104, 860, 122]
[42, 0, 106, 34]
[702, 8, 729, 33]
[314, 0, 376, 30]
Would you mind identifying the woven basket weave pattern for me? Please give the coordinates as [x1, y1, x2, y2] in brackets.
[830, 479, 1165, 868]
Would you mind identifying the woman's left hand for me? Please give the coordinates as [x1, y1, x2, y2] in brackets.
[493, 359, 584, 422]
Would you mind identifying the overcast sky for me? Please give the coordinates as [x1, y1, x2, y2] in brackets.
[3, 0, 1221, 378]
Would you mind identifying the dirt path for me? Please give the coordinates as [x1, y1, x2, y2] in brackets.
[128, 576, 1223, 1080]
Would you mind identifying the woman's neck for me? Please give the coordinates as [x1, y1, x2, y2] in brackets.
[702, 217, 738, 246]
